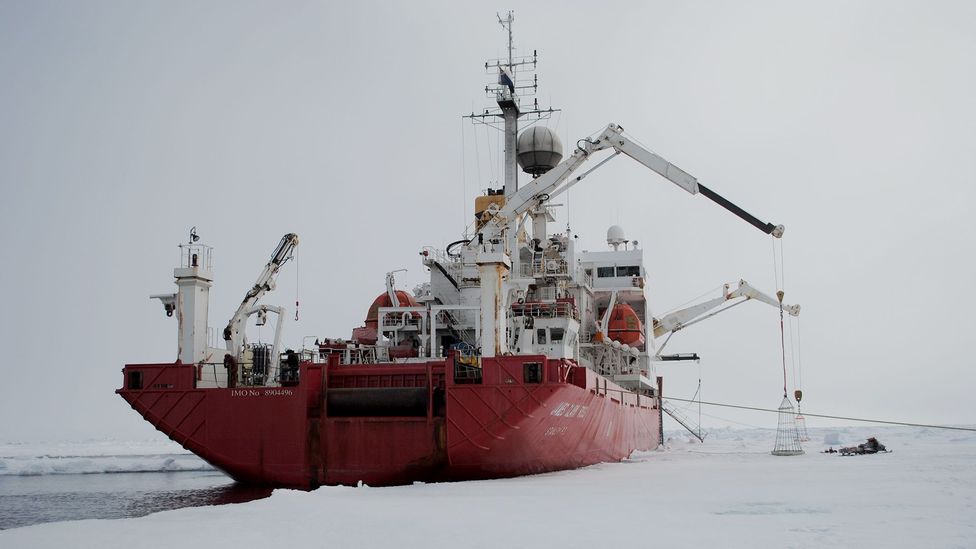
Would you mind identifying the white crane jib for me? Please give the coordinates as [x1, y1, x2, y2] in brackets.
[385, 269, 407, 308]
[652, 279, 800, 340]
[223, 233, 299, 359]
[475, 123, 785, 246]
[471, 123, 787, 358]
[597, 290, 619, 340]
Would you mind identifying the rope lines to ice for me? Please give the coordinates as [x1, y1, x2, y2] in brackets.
[663, 397, 976, 433]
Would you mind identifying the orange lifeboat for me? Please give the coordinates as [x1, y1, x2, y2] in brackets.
[607, 303, 645, 346]
[365, 291, 419, 326]
[352, 291, 420, 346]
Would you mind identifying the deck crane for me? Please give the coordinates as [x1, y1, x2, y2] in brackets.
[385, 269, 408, 308]
[595, 290, 619, 341]
[475, 123, 784, 245]
[223, 233, 299, 366]
[652, 280, 800, 354]
[470, 123, 787, 357]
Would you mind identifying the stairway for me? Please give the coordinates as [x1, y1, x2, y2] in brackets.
[661, 400, 707, 442]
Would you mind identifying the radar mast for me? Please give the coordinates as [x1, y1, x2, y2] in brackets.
[466, 11, 559, 272]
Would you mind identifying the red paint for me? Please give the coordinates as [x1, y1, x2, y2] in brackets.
[117, 354, 660, 488]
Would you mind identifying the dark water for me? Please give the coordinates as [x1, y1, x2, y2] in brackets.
[0, 471, 273, 530]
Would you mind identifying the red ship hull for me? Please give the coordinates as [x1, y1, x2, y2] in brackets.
[117, 355, 662, 488]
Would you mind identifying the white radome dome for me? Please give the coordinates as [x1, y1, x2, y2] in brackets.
[607, 225, 626, 246]
[517, 126, 563, 176]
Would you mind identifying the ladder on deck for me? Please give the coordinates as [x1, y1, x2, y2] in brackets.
[662, 400, 707, 442]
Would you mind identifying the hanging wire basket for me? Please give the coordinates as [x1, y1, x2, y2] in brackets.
[795, 411, 810, 442]
[772, 396, 804, 456]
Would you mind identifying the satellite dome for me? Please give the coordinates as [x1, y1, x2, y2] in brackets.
[607, 225, 626, 247]
[517, 126, 563, 176]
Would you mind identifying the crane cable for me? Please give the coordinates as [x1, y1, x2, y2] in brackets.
[294, 243, 300, 322]
[778, 293, 788, 399]
[772, 237, 789, 399]
[774, 236, 806, 412]
[795, 314, 803, 394]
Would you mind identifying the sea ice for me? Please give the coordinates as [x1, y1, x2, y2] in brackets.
[1, 425, 973, 549]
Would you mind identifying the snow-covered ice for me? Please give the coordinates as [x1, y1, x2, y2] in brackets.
[0, 439, 212, 476]
[2, 425, 973, 548]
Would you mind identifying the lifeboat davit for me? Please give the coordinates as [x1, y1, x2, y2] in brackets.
[351, 291, 420, 346]
[607, 303, 645, 346]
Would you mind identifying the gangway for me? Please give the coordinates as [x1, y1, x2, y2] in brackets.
[662, 400, 708, 442]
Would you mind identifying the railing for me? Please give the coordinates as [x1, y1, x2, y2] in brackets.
[452, 347, 482, 384]
[379, 310, 424, 331]
[178, 243, 213, 270]
[578, 268, 593, 288]
[519, 258, 570, 278]
[197, 361, 228, 387]
[421, 247, 464, 288]
[510, 301, 579, 321]
[436, 310, 477, 348]
[421, 246, 460, 267]
[590, 381, 656, 408]
[316, 345, 378, 365]
[533, 286, 558, 301]
[196, 354, 296, 388]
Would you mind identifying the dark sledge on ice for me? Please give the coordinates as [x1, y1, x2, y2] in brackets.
[827, 437, 890, 456]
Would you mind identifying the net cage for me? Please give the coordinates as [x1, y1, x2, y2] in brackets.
[795, 410, 810, 442]
[772, 396, 804, 456]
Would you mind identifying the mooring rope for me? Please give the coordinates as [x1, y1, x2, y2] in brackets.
[663, 397, 976, 432]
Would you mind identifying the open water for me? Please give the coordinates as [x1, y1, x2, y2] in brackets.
[0, 464, 272, 530]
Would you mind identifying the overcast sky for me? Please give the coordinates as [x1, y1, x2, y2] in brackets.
[1, 1, 974, 442]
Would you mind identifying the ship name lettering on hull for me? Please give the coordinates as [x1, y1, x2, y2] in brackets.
[550, 402, 588, 418]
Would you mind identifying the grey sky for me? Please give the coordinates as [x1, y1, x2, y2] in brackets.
[1, 1, 973, 442]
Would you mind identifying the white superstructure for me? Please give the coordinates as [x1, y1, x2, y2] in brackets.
[149, 13, 798, 396]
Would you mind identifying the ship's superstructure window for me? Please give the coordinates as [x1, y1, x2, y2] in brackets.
[550, 328, 565, 342]
[616, 265, 641, 277]
[596, 265, 641, 277]
[523, 362, 542, 384]
[537, 329, 547, 344]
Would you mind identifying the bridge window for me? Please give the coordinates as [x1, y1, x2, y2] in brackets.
[597, 265, 641, 277]
[536, 328, 547, 344]
[616, 265, 641, 277]
[550, 328, 565, 342]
